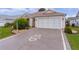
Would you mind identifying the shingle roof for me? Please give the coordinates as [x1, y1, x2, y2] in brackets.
[23, 10, 66, 18]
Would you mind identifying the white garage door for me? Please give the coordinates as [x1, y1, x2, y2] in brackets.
[35, 17, 62, 29]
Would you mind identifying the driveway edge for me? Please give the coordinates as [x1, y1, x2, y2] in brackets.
[0, 28, 35, 42]
[0, 30, 27, 42]
[63, 32, 71, 50]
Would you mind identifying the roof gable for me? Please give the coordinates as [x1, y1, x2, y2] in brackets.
[24, 10, 66, 18]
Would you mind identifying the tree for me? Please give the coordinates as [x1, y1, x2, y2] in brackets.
[13, 18, 29, 30]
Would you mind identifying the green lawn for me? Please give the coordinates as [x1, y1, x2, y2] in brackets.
[66, 26, 79, 50]
[0, 27, 13, 39]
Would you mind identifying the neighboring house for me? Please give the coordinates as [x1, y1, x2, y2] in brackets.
[67, 17, 76, 26]
[24, 10, 66, 29]
[76, 11, 79, 26]
[67, 11, 79, 26]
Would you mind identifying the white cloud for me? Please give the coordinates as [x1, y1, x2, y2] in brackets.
[0, 8, 29, 15]
[0, 8, 39, 16]
[0, 8, 78, 17]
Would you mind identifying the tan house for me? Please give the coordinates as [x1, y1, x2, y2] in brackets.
[24, 10, 66, 29]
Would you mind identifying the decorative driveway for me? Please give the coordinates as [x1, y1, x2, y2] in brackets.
[0, 28, 70, 50]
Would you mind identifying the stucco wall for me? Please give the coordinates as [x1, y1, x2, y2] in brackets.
[29, 18, 33, 26]
[62, 17, 65, 29]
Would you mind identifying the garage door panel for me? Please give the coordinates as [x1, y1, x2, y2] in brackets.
[35, 17, 61, 29]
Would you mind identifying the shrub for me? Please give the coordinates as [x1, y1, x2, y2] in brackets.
[4, 23, 13, 27]
[13, 18, 29, 30]
[64, 27, 72, 34]
[72, 23, 75, 27]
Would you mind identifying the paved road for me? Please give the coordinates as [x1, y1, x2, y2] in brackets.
[0, 28, 65, 50]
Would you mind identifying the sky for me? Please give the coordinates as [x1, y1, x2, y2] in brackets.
[0, 8, 78, 17]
